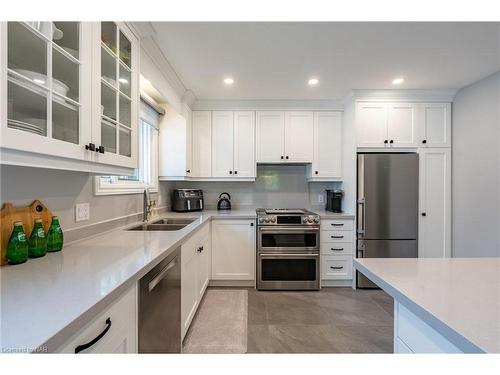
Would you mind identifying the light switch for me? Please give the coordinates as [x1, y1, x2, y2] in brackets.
[75, 203, 90, 222]
[318, 194, 324, 203]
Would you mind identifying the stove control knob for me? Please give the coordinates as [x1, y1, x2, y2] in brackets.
[270, 217, 276, 223]
[307, 217, 313, 223]
[259, 217, 264, 223]
[264, 218, 270, 223]
[313, 217, 319, 223]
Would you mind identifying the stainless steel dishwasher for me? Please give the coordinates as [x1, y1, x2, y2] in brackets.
[139, 247, 181, 353]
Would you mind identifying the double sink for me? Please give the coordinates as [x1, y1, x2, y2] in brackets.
[128, 218, 196, 231]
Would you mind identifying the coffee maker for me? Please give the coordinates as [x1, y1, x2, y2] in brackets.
[326, 190, 344, 213]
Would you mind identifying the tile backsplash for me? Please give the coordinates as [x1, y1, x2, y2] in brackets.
[169, 164, 341, 210]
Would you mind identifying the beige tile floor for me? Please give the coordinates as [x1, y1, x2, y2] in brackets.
[185, 287, 394, 354]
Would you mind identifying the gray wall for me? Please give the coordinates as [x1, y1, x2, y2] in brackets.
[169, 164, 341, 210]
[452, 71, 500, 257]
[0, 165, 172, 232]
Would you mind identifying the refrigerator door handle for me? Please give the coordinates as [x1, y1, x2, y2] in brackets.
[357, 197, 365, 235]
[357, 239, 365, 258]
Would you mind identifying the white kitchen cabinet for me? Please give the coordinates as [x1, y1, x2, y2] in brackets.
[56, 285, 137, 353]
[192, 111, 212, 177]
[419, 103, 451, 148]
[0, 21, 139, 175]
[310, 111, 342, 179]
[181, 223, 210, 340]
[211, 219, 256, 281]
[256, 111, 285, 162]
[356, 102, 388, 148]
[212, 111, 234, 177]
[158, 105, 192, 180]
[284, 111, 314, 162]
[233, 111, 256, 177]
[418, 148, 451, 258]
[387, 103, 417, 147]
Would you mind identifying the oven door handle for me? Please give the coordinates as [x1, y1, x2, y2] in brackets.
[258, 227, 319, 233]
[259, 253, 320, 257]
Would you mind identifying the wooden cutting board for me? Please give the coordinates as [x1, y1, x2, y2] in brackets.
[0, 200, 53, 266]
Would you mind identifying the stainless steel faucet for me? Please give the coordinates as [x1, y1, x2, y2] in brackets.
[143, 187, 152, 222]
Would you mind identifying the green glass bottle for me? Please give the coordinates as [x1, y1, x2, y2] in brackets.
[47, 216, 63, 252]
[6, 221, 29, 265]
[28, 218, 47, 258]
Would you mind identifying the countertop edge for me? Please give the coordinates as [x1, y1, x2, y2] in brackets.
[353, 259, 486, 354]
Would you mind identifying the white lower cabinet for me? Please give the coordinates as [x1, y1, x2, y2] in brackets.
[320, 218, 355, 283]
[395, 302, 462, 353]
[211, 219, 256, 281]
[418, 148, 451, 258]
[181, 222, 210, 340]
[56, 285, 137, 353]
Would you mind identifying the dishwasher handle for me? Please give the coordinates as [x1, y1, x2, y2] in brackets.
[148, 256, 178, 292]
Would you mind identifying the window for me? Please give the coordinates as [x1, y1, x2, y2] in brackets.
[94, 100, 160, 195]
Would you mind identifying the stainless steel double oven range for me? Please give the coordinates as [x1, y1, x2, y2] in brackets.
[256, 209, 321, 291]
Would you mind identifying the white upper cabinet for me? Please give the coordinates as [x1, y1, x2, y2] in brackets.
[284, 111, 314, 162]
[91, 22, 139, 170]
[212, 111, 234, 177]
[192, 111, 212, 177]
[311, 111, 342, 179]
[233, 111, 256, 178]
[356, 102, 388, 147]
[158, 105, 191, 179]
[0, 22, 139, 174]
[256, 111, 285, 162]
[418, 148, 451, 258]
[387, 103, 417, 147]
[419, 103, 451, 148]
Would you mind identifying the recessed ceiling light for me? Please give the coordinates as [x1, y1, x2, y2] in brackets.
[223, 77, 234, 85]
[392, 77, 405, 85]
[308, 78, 319, 86]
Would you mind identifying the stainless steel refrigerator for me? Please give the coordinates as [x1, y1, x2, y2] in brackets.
[357, 153, 419, 288]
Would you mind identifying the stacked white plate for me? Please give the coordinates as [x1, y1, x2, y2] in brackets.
[8, 119, 45, 135]
[14, 69, 70, 97]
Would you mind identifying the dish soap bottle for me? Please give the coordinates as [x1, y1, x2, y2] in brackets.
[29, 218, 47, 258]
[47, 216, 63, 252]
[6, 221, 29, 265]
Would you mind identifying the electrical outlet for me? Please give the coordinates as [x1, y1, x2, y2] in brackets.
[318, 194, 324, 203]
[75, 203, 90, 222]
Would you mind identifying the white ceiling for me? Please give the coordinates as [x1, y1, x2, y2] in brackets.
[148, 22, 500, 101]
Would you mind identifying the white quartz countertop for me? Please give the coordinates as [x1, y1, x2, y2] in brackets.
[354, 258, 500, 353]
[0, 210, 256, 353]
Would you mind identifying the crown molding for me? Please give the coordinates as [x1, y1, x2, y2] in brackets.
[192, 99, 344, 111]
[343, 89, 458, 104]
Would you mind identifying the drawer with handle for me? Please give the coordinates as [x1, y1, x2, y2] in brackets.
[320, 242, 353, 255]
[321, 256, 353, 280]
[321, 219, 354, 231]
[56, 285, 137, 353]
[321, 230, 353, 243]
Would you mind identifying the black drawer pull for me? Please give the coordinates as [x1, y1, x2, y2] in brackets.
[331, 223, 344, 226]
[75, 318, 112, 353]
[197, 246, 204, 253]
[330, 266, 344, 270]
[331, 235, 344, 239]
[331, 248, 344, 251]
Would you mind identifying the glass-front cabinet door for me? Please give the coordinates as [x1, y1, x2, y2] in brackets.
[92, 22, 138, 169]
[0, 22, 92, 162]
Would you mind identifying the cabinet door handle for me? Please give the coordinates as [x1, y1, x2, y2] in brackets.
[95, 145, 105, 154]
[250, 222, 254, 227]
[421, 213, 427, 217]
[330, 266, 343, 270]
[389, 140, 394, 144]
[315, 171, 319, 175]
[85, 143, 96, 151]
[286, 156, 289, 159]
[331, 235, 344, 239]
[422, 140, 427, 144]
[229, 171, 233, 174]
[281, 156, 284, 160]
[197, 246, 204, 253]
[186, 169, 191, 174]
[234, 171, 238, 175]
[384, 140, 388, 144]
[75, 318, 112, 353]
[331, 248, 344, 251]
[331, 223, 344, 227]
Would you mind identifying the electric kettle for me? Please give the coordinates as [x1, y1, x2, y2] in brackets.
[217, 192, 232, 210]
